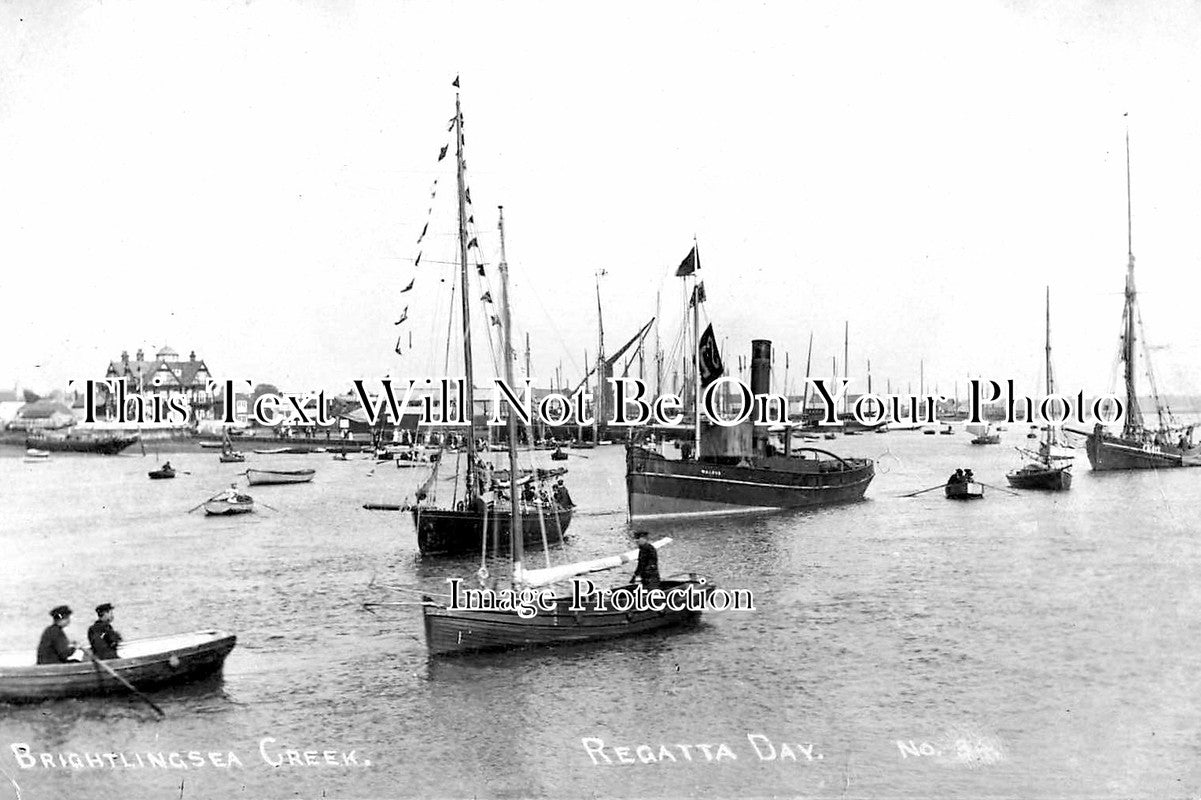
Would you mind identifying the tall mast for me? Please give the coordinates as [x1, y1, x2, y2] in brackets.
[801, 332, 813, 425]
[692, 243, 701, 458]
[654, 290, 662, 397]
[842, 321, 849, 416]
[497, 207, 524, 580]
[595, 272, 605, 443]
[454, 91, 477, 499]
[1045, 286, 1059, 449]
[1122, 129, 1143, 436]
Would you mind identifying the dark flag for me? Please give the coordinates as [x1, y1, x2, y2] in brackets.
[698, 324, 723, 388]
[437, 145, 448, 162]
[465, 188, 472, 205]
[417, 222, 428, 243]
[394, 337, 403, 356]
[675, 245, 698, 276]
[414, 252, 422, 267]
[452, 76, 460, 88]
[689, 281, 706, 307]
[400, 278, 415, 293]
[467, 237, 479, 249]
[393, 306, 409, 325]
[490, 315, 500, 327]
[480, 291, 492, 302]
[477, 265, 486, 276]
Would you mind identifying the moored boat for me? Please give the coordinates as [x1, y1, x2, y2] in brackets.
[246, 468, 315, 486]
[1081, 133, 1201, 470]
[627, 337, 873, 518]
[423, 572, 713, 657]
[25, 432, 138, 455]
[23, 448, 49, 463]
[1006, 288, 1074, 491]
[0, 630, 236, 703]
[219, 452, 246, 463]
[1006, 462, 1071, 491]
[148, 466, 176, 480]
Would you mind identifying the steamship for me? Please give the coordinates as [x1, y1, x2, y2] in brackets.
[626, 339, 875, 518]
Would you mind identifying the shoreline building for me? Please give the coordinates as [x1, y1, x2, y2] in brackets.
[100, 346, 216, 422]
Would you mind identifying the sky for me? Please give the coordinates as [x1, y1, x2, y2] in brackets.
[2, 0, 1201, 406]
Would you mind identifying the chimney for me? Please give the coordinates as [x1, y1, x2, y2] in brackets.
[135, 348, 144, 362]
[189, 350, 196, 362]
[750, 339, 772, 454]
[121, 350, 129, 365]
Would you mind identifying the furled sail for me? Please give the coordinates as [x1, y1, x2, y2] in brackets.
[517, 538, 672, 588]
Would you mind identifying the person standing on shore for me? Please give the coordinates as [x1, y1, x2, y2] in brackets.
[88, 602, 123, 660]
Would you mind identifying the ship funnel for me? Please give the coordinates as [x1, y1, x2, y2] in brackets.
[750, 339, 772, 396]
[750, 339, 772, 454]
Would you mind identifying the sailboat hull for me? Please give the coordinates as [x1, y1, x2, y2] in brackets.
[421, 576, 712, 656]
[412, 505, 573, 556]
[1006, 465, 1072, 490]
[1085, 431, 1201, 471]
[625, 445, 874, 518]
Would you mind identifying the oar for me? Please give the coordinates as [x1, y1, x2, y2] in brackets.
[977, 481, 1021, 497]
[88, 654, 164, 718]
[899, 483, 947, 498]
[187, 495, 221, 513]
[257, 500, 280, 512]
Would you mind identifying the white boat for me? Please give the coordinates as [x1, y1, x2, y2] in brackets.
[24, 448, 49, 462]
[203, 497, 254, 515]
[245, 468, 315, 486]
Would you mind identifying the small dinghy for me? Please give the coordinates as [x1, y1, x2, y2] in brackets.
[148, 464, 176, 480]
[23, 448, 49, 463]
[0, 630, 236, 703]
[203, 496, 255, 515]
[219, 451, 246, 463]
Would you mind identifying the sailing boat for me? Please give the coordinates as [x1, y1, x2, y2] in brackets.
[1007, 288, 1072, 490]
[408, 93, 574, 556]
[625, 248, 875, 517]
[1082, 133, 1201, 470]
[420, 94, 714, 653]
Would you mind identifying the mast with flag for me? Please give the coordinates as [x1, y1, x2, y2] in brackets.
[676, 243, 701, 455]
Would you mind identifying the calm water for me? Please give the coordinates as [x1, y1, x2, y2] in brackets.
[2, 430, 1201, 799]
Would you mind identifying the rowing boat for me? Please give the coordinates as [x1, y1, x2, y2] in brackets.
[246, 468, 315, 485]
[203, 497, 254, 515]
[0, 630, 236, 703]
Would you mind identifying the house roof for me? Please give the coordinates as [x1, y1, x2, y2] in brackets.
[18, 400, 74, 419]
[107, 353, 210, 388]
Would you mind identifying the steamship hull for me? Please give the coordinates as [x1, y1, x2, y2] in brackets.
[412, 505, 573, 556]
[1085, 431, 1201, 471]
[625, 445, 874, 518]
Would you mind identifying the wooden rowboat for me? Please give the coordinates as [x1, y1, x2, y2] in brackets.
[148, 467, 176, 480]
[945, 481, 985, 500]
[246, 468, 315, 486]
[219, 452, 246, 463]
[203, 497, 254, 515]
[0, 629, 236, 703]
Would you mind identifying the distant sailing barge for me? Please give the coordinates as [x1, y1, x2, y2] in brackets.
[1083, 133, 1201, 471]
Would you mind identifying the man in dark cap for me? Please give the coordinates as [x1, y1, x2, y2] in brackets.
[88, 603, 123, 660]
[37, 605, 82, 664]
[631, 530, 660, 590]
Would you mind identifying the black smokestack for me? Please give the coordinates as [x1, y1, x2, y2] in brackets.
[751, 339, 771, 454]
